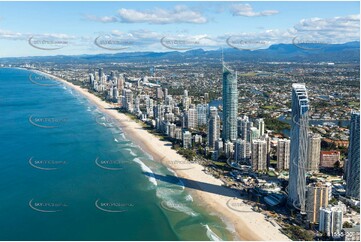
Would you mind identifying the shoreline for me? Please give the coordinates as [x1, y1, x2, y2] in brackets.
[25, 68, 290, 241]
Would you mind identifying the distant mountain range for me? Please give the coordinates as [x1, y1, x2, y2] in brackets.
[1, 41, 359, 64]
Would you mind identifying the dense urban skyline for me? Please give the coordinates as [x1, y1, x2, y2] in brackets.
[0, 1, 359, 241]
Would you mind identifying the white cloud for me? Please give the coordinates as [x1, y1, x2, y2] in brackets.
[117, 5, 208, 24]
[83, 15, 118, 23]
[230, 3, 279, 17]
[0, 29, 24, 40]
[292, 14, 360, 43]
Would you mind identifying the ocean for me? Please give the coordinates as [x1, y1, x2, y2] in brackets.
[0, 68, 231, 240]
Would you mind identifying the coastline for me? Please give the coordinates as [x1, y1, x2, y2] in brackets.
[27, 68, 290, 241]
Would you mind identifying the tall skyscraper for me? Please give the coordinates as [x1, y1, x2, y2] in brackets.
[118, 74, 125, 92]
[307, 132, 321, 172]
[237, 116, 248, 140]
[186, 108, 198, 129]
[235, 139, 250, 163]
[163, 88, 168, 99]
[319, 206, 343, 237]
[250, 127, 260, 143]
[346, 111, 360, 199]
[288, 83, 309, 213]
[122, 89, 133, 112]
[156, 87, 164, 99]
[208, 107, 220, 149]
[277, 139, 290, 170]
[197, 104, 208, 126]
[255, 118, 265, 136]
[182, 130, 192, 149]
[306, 182, 330, 224]
[89, 73, 94, 86]
[251, 139, 267, 171]
[222, 62, 238, 142]
[98, 68, 103, 81]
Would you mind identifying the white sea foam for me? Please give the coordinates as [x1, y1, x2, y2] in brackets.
[156, 188, 197, 217]
[126, 148, 137, 157]
[119, 133, 126, 140]
[133, 158, 157, 186]
[203, 224, 222, 241]
[185, 194, 193, 202]
[167, 167, 176, 176]
[114, 138, 119, 143]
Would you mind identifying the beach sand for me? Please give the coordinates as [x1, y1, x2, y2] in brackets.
[33, 69, 290, 241]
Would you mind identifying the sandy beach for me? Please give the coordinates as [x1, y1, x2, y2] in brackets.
[32, 69, 290, 241]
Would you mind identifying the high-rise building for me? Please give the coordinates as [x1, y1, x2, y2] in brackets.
[154, 104, 163, 120]
[256, 118, 265, 136]
[215, 139, 223, 154]
[288, 83, 309, 213]
[122, 89, 133, 112]
[237, 116, 247, 140]
[319, 206, 343, 237]
[112, 87, 119, 102]
[156, 87, 164, 99]
[182, 130, 192, 149]
[250, 127, 260, 143]
[163, 88, 168, 99]
[251, 139, 267, 171]
[197, 104, 208, 126]
[89, 73, 94, 86]
[222, 62, 238, 142]
[235, 139, 251, 163]
[277, 139, 290, 170]
[224, 141, 234, 158]
[346, 111, 360, 199]
[306, 182, 330, 224]
[118, 73, 125, 92]
[320, 151, 341, 168]
[145, 97, 154, 118]
[182, 90, 190, 111]
[164, 95, 173, 107]
[307, 132, 321, 172]
[187, 108, 198, 129]
[98, 68, 103, 81]
[237, 116, 253, 141]
[208, 107, 220, 149]
[134, 96, 141, 114]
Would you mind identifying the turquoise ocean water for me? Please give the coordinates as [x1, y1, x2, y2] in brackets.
[0, 68, 232, 241]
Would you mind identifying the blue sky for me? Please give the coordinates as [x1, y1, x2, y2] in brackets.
[0, 1, 359, 57]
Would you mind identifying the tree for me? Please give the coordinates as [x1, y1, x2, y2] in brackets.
[343, 221, 353, 228]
